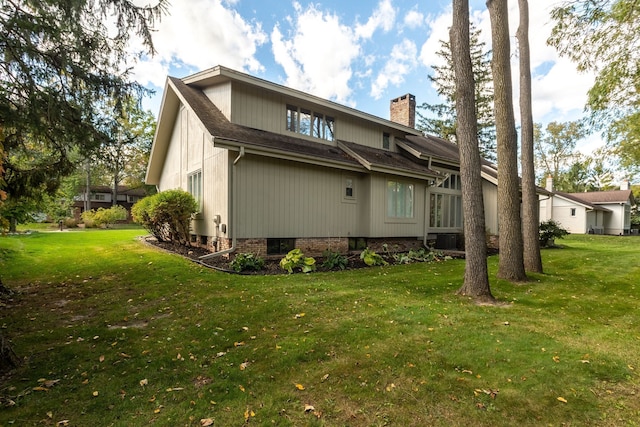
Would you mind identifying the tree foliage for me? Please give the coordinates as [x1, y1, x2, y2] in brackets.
[418, 22, 496, 162]
[548, 0, 640, 168]
[0, 0, 166, 209]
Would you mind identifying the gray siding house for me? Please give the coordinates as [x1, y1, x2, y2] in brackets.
[146, 65, 503, 256]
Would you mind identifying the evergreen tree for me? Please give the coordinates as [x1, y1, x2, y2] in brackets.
[0, 0, 166, 212]
[418, 23, 496, 162]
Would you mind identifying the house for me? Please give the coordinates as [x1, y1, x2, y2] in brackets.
[72, 185, 147, 222]
[540, 177, 636, 235]
[145, 65, 506, 256]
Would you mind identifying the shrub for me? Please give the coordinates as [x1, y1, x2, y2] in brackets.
[132, 190, 197, 245]
[82, 206, 128, 228]
[321, 250, 348, 270]
[539, 219, 569, 247]
[279, 249, 316, 274]
[230, 253, 265, 273]
[94, 205, 128, 227]
[360, 248, 388, 266]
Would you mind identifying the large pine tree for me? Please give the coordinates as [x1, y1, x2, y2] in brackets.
[418, 23, 496, 162]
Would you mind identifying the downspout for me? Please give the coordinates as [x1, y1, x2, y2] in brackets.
[423, 184, 430, 247]
[199, 144, 245, 260]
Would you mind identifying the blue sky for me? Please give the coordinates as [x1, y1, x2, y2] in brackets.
[131, 0, 600, 153]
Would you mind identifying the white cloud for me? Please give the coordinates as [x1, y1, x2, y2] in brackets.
[404, 10, 425, 29]
[355, 0, 396, 40]
[131, 0, 266, 88]
[270, 3, 360, 104]
[419, 11, 451, 72]
[371, 39, 417, 99]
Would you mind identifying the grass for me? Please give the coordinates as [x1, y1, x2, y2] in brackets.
[0, 229, 639, 426]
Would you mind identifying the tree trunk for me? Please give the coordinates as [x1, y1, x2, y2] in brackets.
[517, 0, 543, 273]
[487, 0, 527, 281]
[0, 278, 20, 372]
[452, 0, 493, 301]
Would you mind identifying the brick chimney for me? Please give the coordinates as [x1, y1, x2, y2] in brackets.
[390, 94, 416, 128]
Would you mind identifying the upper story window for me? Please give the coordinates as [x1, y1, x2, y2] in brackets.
[570, 208, 576, 217]
[286, 104, 334, 141]
[91, 193, 106, 201]
[383, 132, 390, 150]
[438, 173, 462, 190]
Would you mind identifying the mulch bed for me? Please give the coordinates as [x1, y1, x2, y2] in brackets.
[143, 237, 372, 274]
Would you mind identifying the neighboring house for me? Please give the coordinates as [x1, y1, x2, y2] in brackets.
[72, 185, 147, 222]
[146, 65, 510, 256]
[540, 177, 636, 235]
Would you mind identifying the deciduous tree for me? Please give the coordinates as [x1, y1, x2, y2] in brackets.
[548, 1, 640, 169]
[517, 0, 542, 273]
[451, 0, 493, 301]
[487, 0, 526, 282]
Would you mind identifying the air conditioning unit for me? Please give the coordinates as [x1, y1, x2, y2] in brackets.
[435, 234, 457, 250]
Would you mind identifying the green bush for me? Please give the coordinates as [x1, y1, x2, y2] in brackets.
[321, 250, 348, 270]
[82, 206, 128, 228]
[539, 219, 569, 247]
[279, 249, 316, 274]
[360, 248, 388, 266]
[132, 190, 198, 245]
[230, 253, 265, 273]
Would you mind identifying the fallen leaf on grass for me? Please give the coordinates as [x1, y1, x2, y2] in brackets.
[234, 341, 245, 347]
[200, 419, 214, 426]
[239, 385, 245, 392]
[37, 379, 60, 388]
[140, 378, 148, 386]
[57, 420, 70, 426]
[166, 387, 184, 392]
[294, 313, 305, 319]
[557, 397, 568, 403]
[92, 391, 99, 397]
[239, 362, 249, 371]
[244, 407, 256, 421]
[304, 404, 315, 412]
[99, 355, 105, 363]
[295, 383, 305, 391]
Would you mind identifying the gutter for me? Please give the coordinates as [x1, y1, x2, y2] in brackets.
[199, 143, 245, 261]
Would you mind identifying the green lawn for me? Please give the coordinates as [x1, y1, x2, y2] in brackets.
[1, 230, 639, 426]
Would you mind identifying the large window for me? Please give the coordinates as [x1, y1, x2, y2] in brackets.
[286, 104, 334, 141]
[430, 193, 462, 228]
[187, 170, 202, 211]
[387, 181, 414, 218]
[429, 173, 462, 228]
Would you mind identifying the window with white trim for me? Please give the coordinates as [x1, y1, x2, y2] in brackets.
[387, 181, 414, 218]
[429, 173, 463, 228]
[383, 132, 390, 150]
[188, 170, 202, 212]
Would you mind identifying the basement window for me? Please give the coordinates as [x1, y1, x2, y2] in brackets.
[267, 238, 296, 255]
